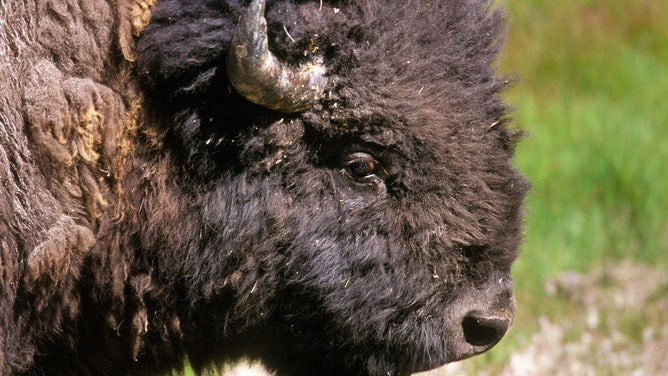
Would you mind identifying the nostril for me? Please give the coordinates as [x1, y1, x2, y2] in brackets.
[462, 313, 510, 347]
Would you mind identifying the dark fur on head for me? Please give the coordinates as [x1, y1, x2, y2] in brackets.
[1, 1, 528, 375]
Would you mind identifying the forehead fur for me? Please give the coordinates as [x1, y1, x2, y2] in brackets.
[265, 0, 511, 143]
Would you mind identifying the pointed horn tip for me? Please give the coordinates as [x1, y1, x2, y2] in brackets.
[226, 0, 327, 113]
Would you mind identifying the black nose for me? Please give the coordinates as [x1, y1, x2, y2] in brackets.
[461, 311, 511, 347]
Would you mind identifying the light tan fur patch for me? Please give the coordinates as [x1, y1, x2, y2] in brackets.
[119, 0, 159, 61]
[131, 0, 158, 36]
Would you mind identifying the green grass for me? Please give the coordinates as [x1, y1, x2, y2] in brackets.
[455, 0, 668, 372]
[508, 0, 668, 288]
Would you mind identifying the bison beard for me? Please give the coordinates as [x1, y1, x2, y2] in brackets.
[0, 0, 529, 375]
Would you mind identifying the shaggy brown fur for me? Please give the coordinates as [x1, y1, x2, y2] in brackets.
[0, 1, 528, 375]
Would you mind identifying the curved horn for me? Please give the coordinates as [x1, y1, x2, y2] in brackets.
[226, 0, 328, 113]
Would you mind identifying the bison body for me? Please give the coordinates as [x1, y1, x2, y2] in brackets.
[0, 0, 528, 375]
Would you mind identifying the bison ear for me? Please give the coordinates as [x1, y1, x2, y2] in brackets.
[225, 0, 328, 113]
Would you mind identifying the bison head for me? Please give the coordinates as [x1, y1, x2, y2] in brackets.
[135, 0, 528, 374]
[0, 0, 527, 375]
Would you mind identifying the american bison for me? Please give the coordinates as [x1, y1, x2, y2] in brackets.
[0, 0, 529, 375]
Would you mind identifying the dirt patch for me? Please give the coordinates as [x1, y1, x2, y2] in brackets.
[504, 260, 668, 375]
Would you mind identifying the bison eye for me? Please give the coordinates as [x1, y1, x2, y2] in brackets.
[338, 149, 393, 190]
[348, 158, 377, 178]
[346, 153, 380, 180]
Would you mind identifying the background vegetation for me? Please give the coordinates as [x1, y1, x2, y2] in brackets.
[435, 0, 668, 373]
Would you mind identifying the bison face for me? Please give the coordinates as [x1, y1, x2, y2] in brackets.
[137, 0, 528, 375]
[244, 111, 526, 375]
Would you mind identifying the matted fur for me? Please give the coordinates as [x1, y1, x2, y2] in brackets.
[0, 1, 529, 375]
